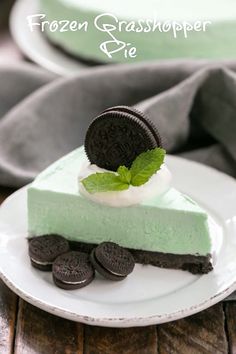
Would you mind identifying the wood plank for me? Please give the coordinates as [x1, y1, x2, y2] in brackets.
[0, 280, 18, 354]
[84, 325, 157, 354]
[14, 299, 84, 354]
[157, 304, 228, 354]
[225, 302, 236, 354]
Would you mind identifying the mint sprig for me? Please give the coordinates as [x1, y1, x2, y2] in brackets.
[81, 148, 166, 194]
[81, 172, 129, 194]
[130, 148, 166, 186]
[117, 166, 132, 184]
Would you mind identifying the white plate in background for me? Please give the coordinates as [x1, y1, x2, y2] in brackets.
[10, 0, 90, 75]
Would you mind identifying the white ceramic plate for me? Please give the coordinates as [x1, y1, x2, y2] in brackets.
[10, 0, 89, 76]
[0, 156, 236, 327]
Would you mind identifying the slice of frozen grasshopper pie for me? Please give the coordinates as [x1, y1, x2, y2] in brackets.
[28, 106, 213, 274]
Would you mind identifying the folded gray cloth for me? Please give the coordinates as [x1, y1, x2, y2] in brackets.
[1, 60, 236, 187]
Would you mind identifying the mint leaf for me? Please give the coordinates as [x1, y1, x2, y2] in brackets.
[117, 166, 132, 184]
[81, 172, 129, 194]
[130, 148, 166, 186]
[81, 148, 166, 194]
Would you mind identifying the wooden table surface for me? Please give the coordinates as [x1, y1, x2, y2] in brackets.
[0, 10, 236, 353]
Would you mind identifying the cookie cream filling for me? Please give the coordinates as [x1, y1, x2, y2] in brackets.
[31, 258, 52, 266]
[78, 161, 172, 207]
[60, 278, 89, 285]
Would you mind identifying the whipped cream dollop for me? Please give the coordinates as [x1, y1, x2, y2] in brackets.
[78, 160, 172, 207]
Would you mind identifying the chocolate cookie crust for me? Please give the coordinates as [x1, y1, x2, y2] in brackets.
[69, 241, 213, 275]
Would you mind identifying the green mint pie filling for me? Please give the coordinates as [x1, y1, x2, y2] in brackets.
[28, 147, 211, 256]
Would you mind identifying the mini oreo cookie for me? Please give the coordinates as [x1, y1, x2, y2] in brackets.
[85, 106, 162, 171]
[52, 251, 95, 290]
[90, 242, 135, 281]
[28, 235, 70, 271]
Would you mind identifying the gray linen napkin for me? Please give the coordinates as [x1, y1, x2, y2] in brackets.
[1, 60, 236, 300]
[0, 60, 236, 187]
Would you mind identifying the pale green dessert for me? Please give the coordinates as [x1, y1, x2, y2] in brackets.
[28, 146, 212, 273]
[39, 0, 236, 63]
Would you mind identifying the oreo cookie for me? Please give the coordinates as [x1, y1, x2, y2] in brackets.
[85, 106, 162, 171]
[103, 106, 162, 147]
[90, 242, 135, 281]
[28, 235, 70, 271]
[52, 251, 95, 290]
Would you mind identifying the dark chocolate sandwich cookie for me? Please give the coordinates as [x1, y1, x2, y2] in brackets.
[28, 235, 70, 271]
[85, 106, 162, 171]
[52, 251, 95, 290]
[90, 242, 135, 281]
[102, 105, 162, 148]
